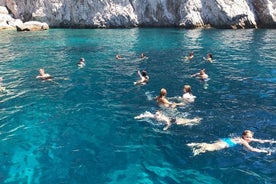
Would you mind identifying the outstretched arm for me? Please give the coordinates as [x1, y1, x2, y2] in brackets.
[251, 138, 276, 144]
[191, 73, 199, 77]
[241, 139, 271, 155]
[137, 70, 142, 79]
[134, 112, 155, 119]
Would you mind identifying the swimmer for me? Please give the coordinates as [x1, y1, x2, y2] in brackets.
[134, 70, 149, 85]
[205, 53, 214, 62]
[116, 54, 122, 60]
[191, 69, 209, 80]
[184, 51, 194, 61]
[77, 58, 85, 68]
[134, 110, 202, 131]
[155, 88, 184, 108]
[0, 77, 7, 93]
[182, 85, 196, 103]
[140, 53, 145, 58]
[187, 130, 276, 156]
[36, 68, 52, 80]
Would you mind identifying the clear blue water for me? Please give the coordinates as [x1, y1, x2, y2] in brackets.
[0, 28, 275, 184]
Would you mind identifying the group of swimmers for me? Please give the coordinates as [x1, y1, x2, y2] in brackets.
[33, 52, 275, 156]
[35, 57, 86, 80]
[184, 51, 214, 63]
[132, 51, 275, 156]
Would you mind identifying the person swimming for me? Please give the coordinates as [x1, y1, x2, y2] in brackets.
[134, 70, 149, 85]
[191, 69, 209, 80]
[36, 68, 52, 80]
[155, 88, 184, 108]
[184, 51, 194, 61]
[78, 58, 85, 68]
[182, 85, 196, 103]
[134, 110, 202, 131]
[204, 53, 214, 62]
[0, 77, 7, 93]
[116, 54, 122, 60]
[187, 130, 275, 156]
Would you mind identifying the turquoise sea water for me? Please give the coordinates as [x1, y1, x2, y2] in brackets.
[0, 28, 275, 184]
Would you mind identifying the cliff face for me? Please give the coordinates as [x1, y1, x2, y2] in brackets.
[0, 0, 276, 29]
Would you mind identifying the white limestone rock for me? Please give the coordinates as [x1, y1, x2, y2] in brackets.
[0, 0, 275, 29]
[16, 21, 49, 31]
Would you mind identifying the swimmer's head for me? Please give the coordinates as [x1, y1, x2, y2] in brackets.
[200, 69, 206, 75]
[160, 88, 167, 96]
[242, 130, 254, 142]
[184, 85, 192, 93]
[141, 70, 147, 77]
[39, 68, 45, 75]
[154, 110, 162, 118]
[80, 58, 85, 62]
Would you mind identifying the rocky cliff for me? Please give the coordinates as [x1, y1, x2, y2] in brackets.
[0, 0, 276, 29]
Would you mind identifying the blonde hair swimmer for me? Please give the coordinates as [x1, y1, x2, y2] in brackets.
[36, 68, 52, 80]
[78, 58, 85, 68]
[155, 88, 184, 108]
[134, 70, 149, 85]
[187, 130, 275, 156]
[134, 110, 202, 131]
[183, 85, 196, 103]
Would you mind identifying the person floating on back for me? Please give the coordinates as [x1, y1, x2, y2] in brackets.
[187, 130, 275, 156]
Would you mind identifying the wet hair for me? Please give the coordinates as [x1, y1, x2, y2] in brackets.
[242, 130, 253, 136]
[160, 88, 167, 96]
[141, 70, 147, 77]
[241, 130, 254, 140]
[184, 85, 192, 93]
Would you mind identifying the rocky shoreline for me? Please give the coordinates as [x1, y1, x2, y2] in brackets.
[0, 0, 275, 31]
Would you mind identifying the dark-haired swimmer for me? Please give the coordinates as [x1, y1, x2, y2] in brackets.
[184, 51, 194, 61]
[116, 54, 122, 60]
[134, 70, 149, 85]
[203, 53, 214, 63]
[78, 58, 85, 68]
[187, 130, 275, 156]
